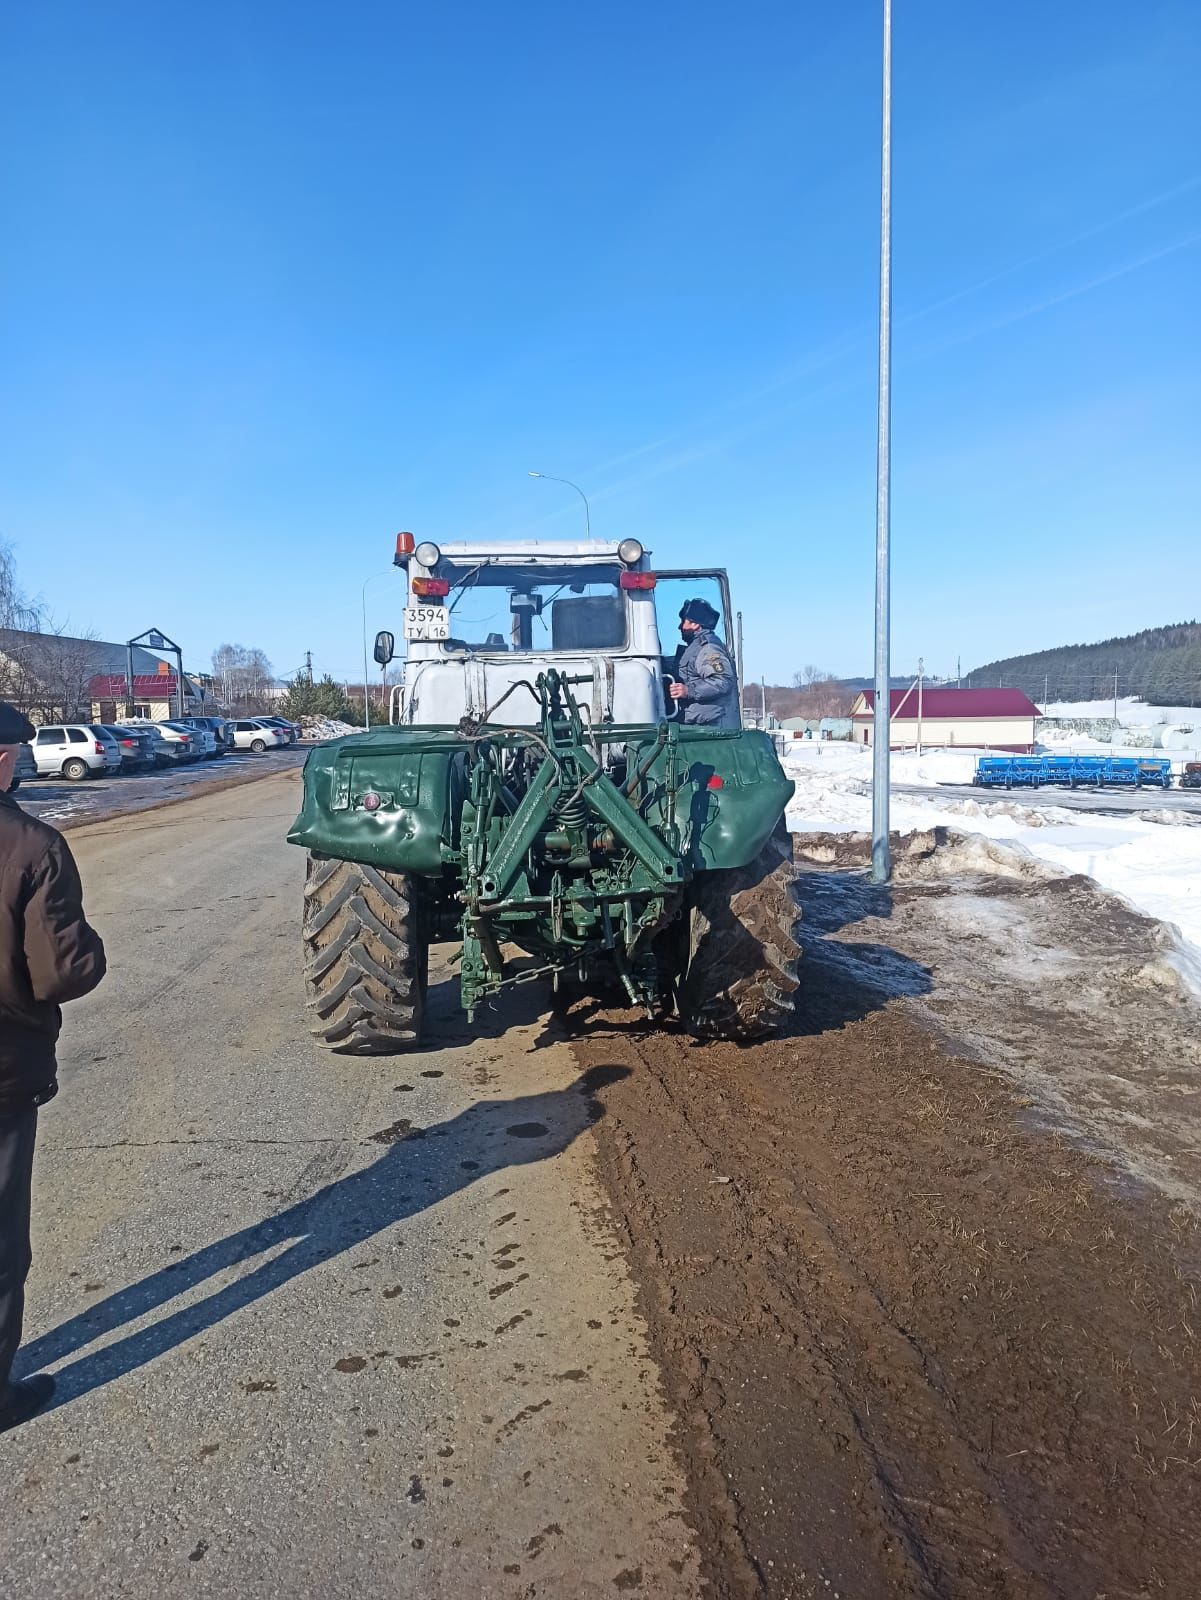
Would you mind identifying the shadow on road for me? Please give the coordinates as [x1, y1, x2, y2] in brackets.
[17, 1068, 625, 1413]
[789, 866, 933, 1037]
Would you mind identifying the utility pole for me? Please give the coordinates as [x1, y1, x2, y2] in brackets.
[305, 650, 313, 684]
[1043, 672, 1048, 708]
[957, 654, 961, 689]
[870, 0, 893, 885]
[916, 656, 924, 754]
[761, 676, 768, 727]
[1113, 672, 1119, 722]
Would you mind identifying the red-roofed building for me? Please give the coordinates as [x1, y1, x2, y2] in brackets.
[850, 687, 1041, 751]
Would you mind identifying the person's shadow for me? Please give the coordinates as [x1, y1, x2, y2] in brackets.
[16, 1067, 627, 1414]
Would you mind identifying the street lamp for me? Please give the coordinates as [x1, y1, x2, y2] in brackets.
[361, 569, 394, 730]
[528, 470, 591, 537]
[870, 0, 893, 885]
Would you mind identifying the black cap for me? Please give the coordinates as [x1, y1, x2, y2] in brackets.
[679, 598, 719, 630]
[0, 701, 36, 743]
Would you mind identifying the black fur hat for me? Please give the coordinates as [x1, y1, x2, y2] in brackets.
[678, 598, 719, 630]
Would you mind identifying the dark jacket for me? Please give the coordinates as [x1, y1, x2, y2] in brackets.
[676, 628, 740, 728]
[0, 791, 106, 1113]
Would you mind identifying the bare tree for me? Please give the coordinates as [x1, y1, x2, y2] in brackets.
[25, 630, 103, 722]
[788, 664, 851, 720]
[212, 642, 275, 712]
[0, 624, 102, 721]
[0, 540, 42, 633]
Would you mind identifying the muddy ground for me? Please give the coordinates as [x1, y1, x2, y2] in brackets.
[571, 833, 1201, 1599]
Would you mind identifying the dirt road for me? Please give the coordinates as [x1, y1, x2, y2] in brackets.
[574, 836, 1201, 1599]
[5, 779, 1200, 1598]
[2, 771, 698, 1597]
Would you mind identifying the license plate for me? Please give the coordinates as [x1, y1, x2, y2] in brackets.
[404, 605, 449, 642]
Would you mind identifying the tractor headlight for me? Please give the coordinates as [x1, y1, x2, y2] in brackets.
[414, 541, 441, 568]
[617, 538, 644, 566]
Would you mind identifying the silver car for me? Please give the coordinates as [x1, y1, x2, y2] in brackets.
[31, 724, 123, 781]
[164, 721, 216, 758]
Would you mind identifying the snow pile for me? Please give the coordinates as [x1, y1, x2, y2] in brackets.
[1041, 698, 1201, 755]
[1044, 697, 1200, 725]
[781, 742, 1201, 995]
[298, 718, 358, 741]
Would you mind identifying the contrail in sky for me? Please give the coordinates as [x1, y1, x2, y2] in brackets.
[901, 174, 1201, 326]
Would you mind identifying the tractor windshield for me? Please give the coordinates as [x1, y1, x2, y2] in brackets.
[438, 561, 627, 654]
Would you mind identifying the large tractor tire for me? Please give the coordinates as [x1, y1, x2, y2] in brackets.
[303, 854, 427, 1054]
[678, 834, 801, 1041]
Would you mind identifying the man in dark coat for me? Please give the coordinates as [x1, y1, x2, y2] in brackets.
[0, 701, 106, 1431]
[668, 598, 740, 728]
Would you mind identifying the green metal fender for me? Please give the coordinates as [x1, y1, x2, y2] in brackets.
[627, 727, 794, 872]
[287, 729, 465, 875]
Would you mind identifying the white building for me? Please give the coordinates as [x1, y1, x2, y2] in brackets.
[850, 687, 1040, 751]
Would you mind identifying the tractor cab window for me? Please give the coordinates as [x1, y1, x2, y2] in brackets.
[437, 562, 627, 654]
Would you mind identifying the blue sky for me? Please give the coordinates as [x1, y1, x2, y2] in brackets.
[1, 1, 1198, 687]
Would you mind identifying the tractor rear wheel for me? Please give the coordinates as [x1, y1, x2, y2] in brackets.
[303, 854, 427, 1054]
[678, 834, 801, 1041]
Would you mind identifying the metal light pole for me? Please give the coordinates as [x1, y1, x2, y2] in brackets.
[870, 0, 893, 884]
[361, 570, 393, 730]
[528, 471, 591, 537]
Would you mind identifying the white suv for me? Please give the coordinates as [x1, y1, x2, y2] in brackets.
[31, 724, 123, 781]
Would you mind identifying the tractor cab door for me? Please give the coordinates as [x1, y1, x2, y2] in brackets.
[652, 570, 738, 724]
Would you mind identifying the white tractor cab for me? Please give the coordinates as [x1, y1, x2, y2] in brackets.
[377, 533, 737, 730]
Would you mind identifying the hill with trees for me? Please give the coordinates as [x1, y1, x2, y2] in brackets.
[968, 622, 1201, 707]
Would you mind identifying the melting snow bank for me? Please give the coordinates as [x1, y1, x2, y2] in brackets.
[781, 743, 1201, 997]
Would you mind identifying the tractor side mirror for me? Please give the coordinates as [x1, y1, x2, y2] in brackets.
[373, 630, 395, 666]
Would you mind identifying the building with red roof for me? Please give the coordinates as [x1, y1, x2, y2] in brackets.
[850, 687, 1041, 751]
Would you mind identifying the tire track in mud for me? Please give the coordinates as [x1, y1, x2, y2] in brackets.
[571, 992, 1201, 1599]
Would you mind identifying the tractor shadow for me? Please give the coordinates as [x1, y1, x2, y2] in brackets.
[519, 863, 933, 1050]
[420, 853, 934, 1053]
[787, 865, 933, 1037]
[16, 1065, 626, 1414]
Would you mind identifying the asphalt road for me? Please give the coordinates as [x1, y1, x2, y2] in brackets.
[14, 746, 309, 830]
[2, 769, 697, 1598]
[893, 778, 1201, 819]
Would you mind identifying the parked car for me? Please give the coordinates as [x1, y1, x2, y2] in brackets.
[229, 718, 288, 753]
[162, 720, 215, 759]
[30, 724, 123, 781]
[124, 719, 199, 764]
[100, 724, 156, 772]
[179, 715, 232, 754]
[8, 742, 37, 792]
[165, 721, 216, 758]
[116, 722, 173, 768]
[254, 716, 299, 744]
[1182, 762, 1201, 790]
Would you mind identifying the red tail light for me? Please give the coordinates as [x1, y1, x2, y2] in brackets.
[95, 742, 105, 754]
[411, 577, 450, 597]
[619, 571, 657, 590]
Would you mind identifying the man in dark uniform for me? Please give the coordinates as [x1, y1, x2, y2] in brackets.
[0, 701, 106, 1431]
[668, 599, 740, 728]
